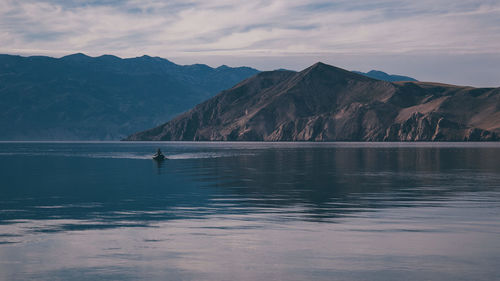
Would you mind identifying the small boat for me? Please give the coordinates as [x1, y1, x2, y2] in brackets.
[153, 154, 165, 161]
[153, 148, 166, 161]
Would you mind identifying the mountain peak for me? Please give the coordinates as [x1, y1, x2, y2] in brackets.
[61, 53, 91, 61]
[300, 62, 374, 82]
[305, 62, 346, 73]
[96, 54, 121, 61]
[367, 70, 387, 75]
[305, 62, 341, 73]
[353, 70, 418, 82]
[310, 61, 328, 67]
[303, 62, 335, 73]
[217, 64, 230, 70]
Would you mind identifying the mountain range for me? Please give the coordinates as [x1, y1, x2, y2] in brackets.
[0, 53, 258, 140]
[126, 62, 499, 141]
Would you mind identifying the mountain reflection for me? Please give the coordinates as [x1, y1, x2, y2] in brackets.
[183, 146, 500, 218]
[1, 143, 500, 232]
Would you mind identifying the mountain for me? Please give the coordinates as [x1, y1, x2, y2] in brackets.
[353, 70, 417, 82]
[126, 62, 500, 141]
[0, 53, 258, 140]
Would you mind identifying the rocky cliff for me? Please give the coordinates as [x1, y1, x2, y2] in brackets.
[126, 62, 500, 141]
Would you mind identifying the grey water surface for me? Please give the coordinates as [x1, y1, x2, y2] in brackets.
[0, 142, 499, 281]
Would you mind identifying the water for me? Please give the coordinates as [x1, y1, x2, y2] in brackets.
[0, 142, 499, 281]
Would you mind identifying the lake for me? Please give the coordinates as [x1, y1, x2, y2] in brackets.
[0, 142, 499, 281]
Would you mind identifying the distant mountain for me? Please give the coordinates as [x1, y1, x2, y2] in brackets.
[353, 70, 417, 82]
[0, 53, 258, 140]
[126, 62, 499, 141]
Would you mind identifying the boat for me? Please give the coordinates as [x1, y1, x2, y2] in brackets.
[153, 148, 166, 161]
[153, 154, 165, 161]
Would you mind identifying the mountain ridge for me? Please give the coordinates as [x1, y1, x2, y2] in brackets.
[353, 70, 418, 82]
[126, 62, 499, 142]
[0, 53, 259, 140]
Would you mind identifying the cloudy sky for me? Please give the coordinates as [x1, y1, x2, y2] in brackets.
[1, 0, 499, 86]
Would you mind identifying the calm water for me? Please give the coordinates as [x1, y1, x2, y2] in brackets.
[0, 142, 499, 281]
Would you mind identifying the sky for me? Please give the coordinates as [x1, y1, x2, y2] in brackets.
[0, 0, 499, 87]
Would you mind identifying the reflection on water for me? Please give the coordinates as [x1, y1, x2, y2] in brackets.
[0, 142, 500, 281]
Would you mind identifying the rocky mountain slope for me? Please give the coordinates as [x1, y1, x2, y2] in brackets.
[0, 53, 258, 140]
[126, 62, 499, 141]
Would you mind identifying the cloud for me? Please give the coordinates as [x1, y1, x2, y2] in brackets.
[0, 0, 499, 86]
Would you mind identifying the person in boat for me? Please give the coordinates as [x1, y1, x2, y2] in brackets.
[153, 148, 165, 160]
